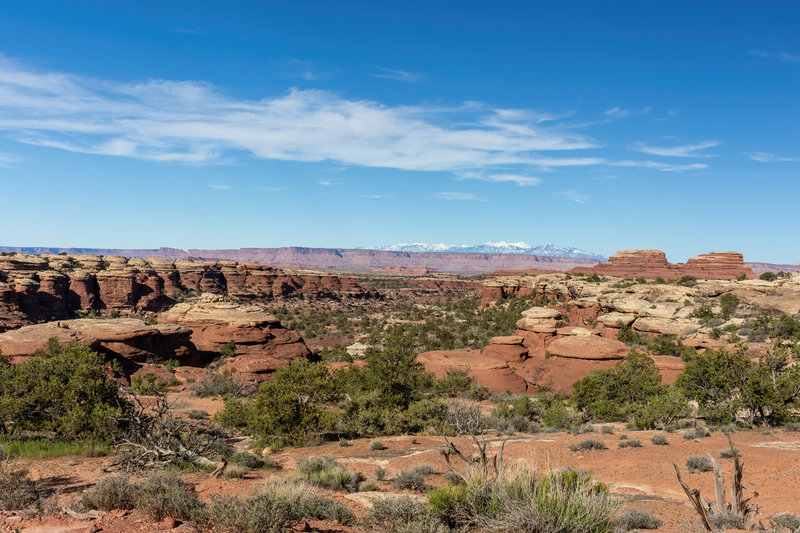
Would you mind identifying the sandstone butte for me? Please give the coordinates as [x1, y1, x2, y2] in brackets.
[569, 249, 757, 280]
[0, 253, 378, 330]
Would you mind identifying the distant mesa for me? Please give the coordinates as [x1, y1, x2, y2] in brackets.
[0, 245, 603, 274]
[569, 249, 758, 280]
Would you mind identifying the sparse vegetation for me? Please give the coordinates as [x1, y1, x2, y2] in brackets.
[615, 508, 663, 530]
[685, 455, 713, 473]
[393, 464, 436, 492]
[209, 479, 355, 532]
[570, 438, 607, 452]
[0, 459, 43, 511]
[295, 456, 362, 492]
[650, 434, 668, 445]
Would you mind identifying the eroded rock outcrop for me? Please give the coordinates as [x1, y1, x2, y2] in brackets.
[0, 318, 194, 365]
[0, 253, 378, 328]
[570, 249, 756, 281]
[158, 295, 311, 382]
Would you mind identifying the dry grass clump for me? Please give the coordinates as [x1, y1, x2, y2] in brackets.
[295, 456, 362, 493]
[650, 434, 669, 446]
[429, 467, 618, 533]
[367, 495, 447, 533]
[81, 472, 204, 522]
[770, 512, 800, 532]
[569, 438, 607, 452]
[129, 471, 206, 522]
[618, 439, 642, 449]
[209, 479, 355, 533]
[685, 455, 713, 473]
[393, 464, 436, 492]
[79, 476, 136, 511]
[718, 447, 740, 459]
[0, 460, 43, 511]
[615, 508, 663, 530]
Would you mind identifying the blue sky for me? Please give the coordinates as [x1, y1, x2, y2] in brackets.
[0, 1, 798, 263]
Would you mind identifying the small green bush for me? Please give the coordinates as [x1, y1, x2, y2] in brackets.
[615, 508, 663, 530]
[370, 440, 386, 451]
[569, 438, 607, 452]
[685, 455, 713, 473]
[601, 425, 614, 434]
[375, 466, 387, 481]
[618, 439, 642, 448]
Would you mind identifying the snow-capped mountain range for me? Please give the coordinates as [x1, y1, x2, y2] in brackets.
[362, 242, 607, 260]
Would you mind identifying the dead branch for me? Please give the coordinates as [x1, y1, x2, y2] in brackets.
[673, 462, 713, 530]
[673, 436, 759, 531]
[441, 435, 510, 483]
[113, 392, 226, 472]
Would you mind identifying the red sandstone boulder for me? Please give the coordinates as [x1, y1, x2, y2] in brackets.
[0, 318, 194, 364]
[517, 355, 619, 395]
[546, 335, 628, 360]
[417, 349, 527, 394]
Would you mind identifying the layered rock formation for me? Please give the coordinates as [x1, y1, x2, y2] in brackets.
[570, 249, 756, 280]
[158, 295, 311, 383]
[0, 318, 194, 365]
[0, 253, 377, 329]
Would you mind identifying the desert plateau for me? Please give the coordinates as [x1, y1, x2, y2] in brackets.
[1, 2, 799, 532]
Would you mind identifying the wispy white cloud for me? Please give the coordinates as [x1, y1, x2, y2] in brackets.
[748, 151, 800, 162]
[435, 192, 486, 201]
[209, 184, 230, 190]
[604, 106, 629, 118]
[0, 54, 717, 179]
[639, 106, 653, 115]
[358, 193, 393, 199]
[750, 50, 800, 62]
[458, 171, 541, 186]
[318, 179, 338, 186]
[0, 55, 604, 172]
[0, 151, 22, 166]
[368, 66, 423, 82]
[555, 189, 590, 203]
[631, 140, 720, 158]
[614, 160, 708, 172]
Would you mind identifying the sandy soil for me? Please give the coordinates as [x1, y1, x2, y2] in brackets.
[3, 426, 799, 532]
